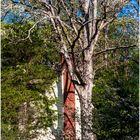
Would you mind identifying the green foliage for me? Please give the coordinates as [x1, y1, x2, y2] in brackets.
[1, 22, 60, 139]
[92, 50, 139, 140]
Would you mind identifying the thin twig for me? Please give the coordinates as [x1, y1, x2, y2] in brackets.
[24, 17, 46, 42]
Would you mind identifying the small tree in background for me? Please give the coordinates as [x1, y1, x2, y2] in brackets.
[1, 22, 60, 139]
[92, 49, 138, 139]
[92, 18, 138, 139]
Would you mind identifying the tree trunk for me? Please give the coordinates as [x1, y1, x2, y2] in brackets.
[77, 54, 96, 140]
[79, 83, 96, 140]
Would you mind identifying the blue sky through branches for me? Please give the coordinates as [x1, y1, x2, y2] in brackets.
[2, 0, 139, 23]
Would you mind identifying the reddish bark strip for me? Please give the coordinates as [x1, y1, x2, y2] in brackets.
[63, 62, 76, 140]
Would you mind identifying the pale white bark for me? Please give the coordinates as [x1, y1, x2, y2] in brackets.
[80, 54, 95, 140]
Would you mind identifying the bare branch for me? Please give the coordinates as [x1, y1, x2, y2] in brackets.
[94, 45, 137, 56]
[24, 17, 46, 42]
[71, 19, 96, 49]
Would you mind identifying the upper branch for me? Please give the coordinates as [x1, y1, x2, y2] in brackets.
[94, 45, 137, 56]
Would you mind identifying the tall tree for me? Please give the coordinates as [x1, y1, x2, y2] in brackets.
[27, 1, 138, 139]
